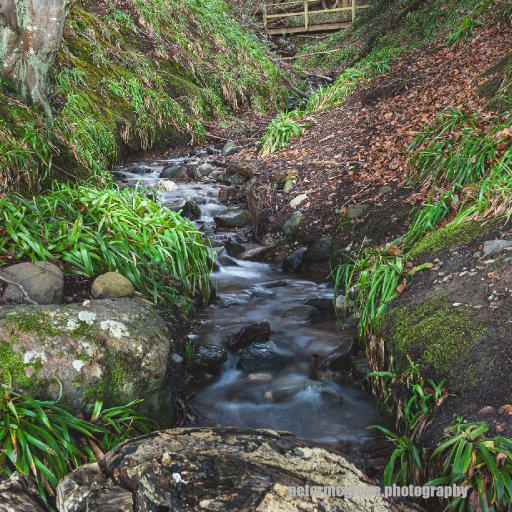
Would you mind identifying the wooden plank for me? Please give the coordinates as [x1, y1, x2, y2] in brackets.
[267, 22, 351, 35]
[265, 5, 358, 19]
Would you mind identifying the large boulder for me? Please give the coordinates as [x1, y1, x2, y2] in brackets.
[0, 298, 176, 422]
[0, 262, 64, 305]
[57, 427, 415, 512]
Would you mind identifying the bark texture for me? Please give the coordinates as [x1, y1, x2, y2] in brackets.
[0, 0, 72, 111]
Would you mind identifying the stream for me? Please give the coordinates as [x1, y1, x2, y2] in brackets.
[114, 152, 381, 461]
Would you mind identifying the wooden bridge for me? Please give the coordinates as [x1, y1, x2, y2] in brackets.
[263, 0, 368, 35]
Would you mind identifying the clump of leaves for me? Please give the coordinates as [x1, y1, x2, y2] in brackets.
[332, 242, 431, 336]
[369, 359, 449, 486]
[0, 389, 153, 508]
[260, 112, 309, 155]
[428, 419, 512, 512]
[0, 183, 213, 307]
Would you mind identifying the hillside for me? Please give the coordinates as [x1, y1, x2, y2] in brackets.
[0, 0, 286, 192]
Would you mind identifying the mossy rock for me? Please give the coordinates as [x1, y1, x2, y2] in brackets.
[0, 298, 177, 424]
[408, 219, 502, 259]
[382, 294, 486, 391]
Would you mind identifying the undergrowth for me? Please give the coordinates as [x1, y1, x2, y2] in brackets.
[0, 184, 212, 308]
[0, 389, 152, 508]
[0, 0, 287, 192]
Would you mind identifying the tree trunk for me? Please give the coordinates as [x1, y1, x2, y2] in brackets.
[0, 0, 73, 114]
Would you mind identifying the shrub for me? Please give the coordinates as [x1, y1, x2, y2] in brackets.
[0, 183, 212, 307]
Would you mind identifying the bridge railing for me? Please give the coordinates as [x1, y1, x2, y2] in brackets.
[263, 0, 369, 32]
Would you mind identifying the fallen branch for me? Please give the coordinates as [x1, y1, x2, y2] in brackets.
[0, 275, 38, 305]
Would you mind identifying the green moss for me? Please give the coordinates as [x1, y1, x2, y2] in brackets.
[0, 341, 47, 395]
[408, 219, 500, 259]
[13, 310, 60, 336]
[385, 294, 486, 389]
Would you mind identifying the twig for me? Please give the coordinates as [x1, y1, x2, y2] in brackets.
[278, 49, 341, 60]
[0, 276, 38, 305]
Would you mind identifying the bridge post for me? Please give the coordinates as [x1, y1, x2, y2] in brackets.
[304, 1, 309, 32]
[263, 4, 267, 28]
[352, 0, 356, 21]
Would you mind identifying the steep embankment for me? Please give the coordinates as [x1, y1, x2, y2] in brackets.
[0, 0, 287, 191]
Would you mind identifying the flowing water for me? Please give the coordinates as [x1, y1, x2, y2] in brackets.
[115, 154, 380, 454]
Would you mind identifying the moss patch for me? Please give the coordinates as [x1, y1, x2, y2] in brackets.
[0, 341, 47, 395]
[408, 219, 500, 259]
[384, 294, 486, 390]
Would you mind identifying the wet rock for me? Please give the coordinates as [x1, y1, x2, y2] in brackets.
[262, 280, 287, 288]
[57, 427, 410, 512]
[238, 341, 293, 372]
[218, 186, 237, 203]
[207, 145, 220, 155]
[226, 322, 271, 351]
[482, 239, 512, 256]
[352, 356, 371, 379]
[197, 163, 217, 176]
[305, 297, 334, 313]
[214, 207, 251, 229]
[289, 193, 308, 208]
[193, 344, 227, 368]
[0, 298, 174, 421]
[129, 165, 152, 175]
[224, 237, 246, 257]
[271, 376, 327, 402]
[347, 203, 370, 219]
[0, 473, 46, 512]
[164, 198, 201, 220]
[246, 372, 273, 383]
[304, 236, 333, 263]
[240, 244, 280, 261]
[282, 305, 320, 322]
[324, 336, 357, 371]
[160, 165, 188, 180]
[156, 180, 178, 192]
[215, 248, 239, 267]
[282, 211, 303, 235]
[283, 247, 306, 273]
[185, 198, 201, 220]
[221, 141, 238, 156]
[91, 272, 135, 299]
[208, 170, 225, 181]
[0, 262, 63, 305]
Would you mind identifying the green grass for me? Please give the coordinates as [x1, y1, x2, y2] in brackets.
[0, 0, 287, 192]
[0, 184, 212, 307]
[0, 389, 152, 508]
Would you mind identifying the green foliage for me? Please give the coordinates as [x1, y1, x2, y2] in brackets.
[260, 113, 309, 155]
[369, 359, 448, 486]
[0, 389, 152, 507]
[407, 108, 512, 189]
[429, 419, 512, 511]
[0, 94, 55, 191]
[332, 242, 430, 337]
[0, 184, 212, 306]
[1, 0, 286, 190]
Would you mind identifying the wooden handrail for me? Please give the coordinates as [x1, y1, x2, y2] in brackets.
[263, 0, 369, 33]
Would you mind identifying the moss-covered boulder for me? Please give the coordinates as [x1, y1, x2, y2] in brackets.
[0, 298, 176, 423]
